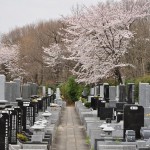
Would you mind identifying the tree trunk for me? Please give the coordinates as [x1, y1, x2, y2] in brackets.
[114, 68, 123, 84]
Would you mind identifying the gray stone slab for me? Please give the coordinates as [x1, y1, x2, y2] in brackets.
[13, 78, 21, 98]
[23, 144, 47, 150]
[139, 83, 149, 107]
[5, 81, 17, 102]
[109, 86, 116, 101]
[89, 129, 102, 148]
[22, 83, 31, 99]
[86, 122, 102, 136]
[98, 145, 136, 150]
[0, 74, 6, 100]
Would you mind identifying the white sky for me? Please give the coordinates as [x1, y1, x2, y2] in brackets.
[0, 0, 101, 34]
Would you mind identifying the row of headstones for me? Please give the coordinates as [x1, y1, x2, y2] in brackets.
[0, 96, 55, 150]
[0, 74, 56, 150]
[89, 83, 135, 103]
[76, 101, 149, 150]
[0, 74, 55, 103]
[90, 82, 150, 107]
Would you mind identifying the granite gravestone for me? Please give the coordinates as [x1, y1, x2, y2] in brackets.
[5, 82, 17, 103]
[38, 98, 43, 111]
[31, 101, 38, 117]
[22, 84, 31, 100]
[42, 97, 47, 112]
[13, 79, 21, 98]
[124, 104, 144, 139]
[25, 102, 35, 127]
[139, 83, 149, 107]
[127, 83, 135, 104]
[0, 111, 9, 150]
[27, 82, 33, 96]
[90, 87, 95, 96]
[96, 85, 100, 96]
[109, 86, 116, 101]
[18, 101, 35, 131]
[97, 100, 106, 117]
[116, 102, 126, 122]
[91, 97, 98, 110]
[6, 108, 17, 144]
[116, 85, 119, 101]
[42, 86, 46, 97]
[99, 107, 114, 120]
[119, 85, 126, 102]
[14, 107, 22, 133]
[0, 74, 6, 100]
[32, 83, 38, 95]
[104, 83, 109, 102]
[100, 84, 104, 99]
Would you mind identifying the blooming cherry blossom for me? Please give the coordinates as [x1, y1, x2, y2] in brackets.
[63, 0, 150, 84]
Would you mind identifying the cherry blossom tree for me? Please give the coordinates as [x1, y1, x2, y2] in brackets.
[63, 0, 150, 84]
[0, 44, 26, 78]
[43, 43, 62, 67]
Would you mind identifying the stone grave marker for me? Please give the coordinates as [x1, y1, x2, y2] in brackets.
[90, 87, 95, 96]
[124, 104, 144, 139]
[13, 78, 21, 98]
[18, 101, 35, 131]
[127, 83, 135, 104]
[115, 85, 119, 101]
[14, 106, 22, 133]
[25, 102, 35, 127]
[6, 108, 17, 144]
[22, 84, 31, 100]
[91, 97, 98, 110]
[119, 85, 126, 102]
[139, 83, 149, 107]
[104, 83, 109, 102]
[100, 84, 104, 98]
[0, 74, 6, 100]
[109, 86, 116, 101]
[97, 100, 106, 117]
[27, 82, 33, 96]
[96, 85, 100, 96]
[42, 86, 46, 97]
[5, 81, 17, 102]
[32, 83, 38, 95]
[0, 111, 9, 150]
[99, 107, 114, 120]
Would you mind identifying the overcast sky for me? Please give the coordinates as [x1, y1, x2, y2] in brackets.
[0, 0, 100, 34]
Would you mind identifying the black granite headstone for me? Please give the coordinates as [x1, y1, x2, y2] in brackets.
[25, 102, 35, 127]
[7, 109, 17, 144]
[97, 100, 106, 117]
[127, 83, 135, 104]
[104, 84, 109, 102]
[42, 97, 47, 112]
[96, 85, 100, 96]
[99, 107, 113, 120]
[18, 101, 35, 131]
[38, 99, 43, 111]
[30, 102, 38, 117]
[91, 97, 98, 110]
[0, 111, 9, 150]
[14, 107, 22, 133]
[116, 102, 126, 112]
[124, 104, 144, 139]
[119, 85, 126, 102]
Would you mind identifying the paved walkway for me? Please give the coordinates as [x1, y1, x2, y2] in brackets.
[51, 106, 90, 150]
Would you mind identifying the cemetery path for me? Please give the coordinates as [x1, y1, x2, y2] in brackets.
[51, 106, 90, 150]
